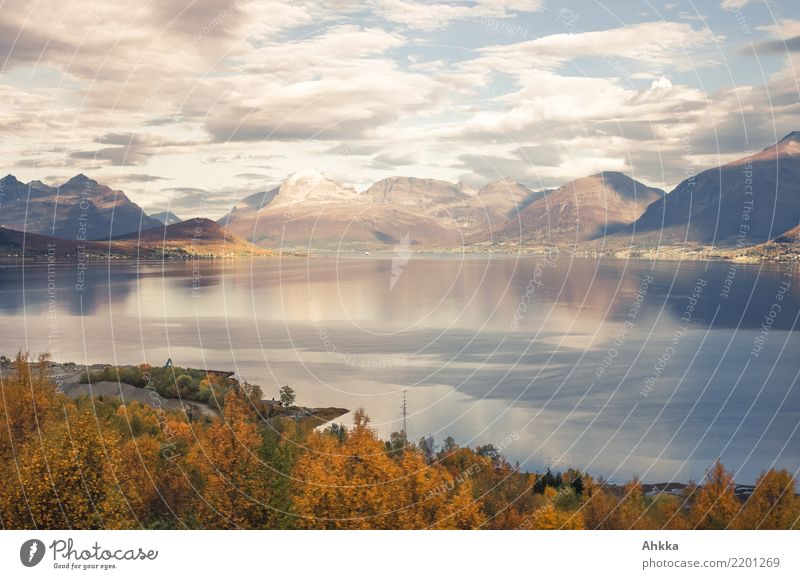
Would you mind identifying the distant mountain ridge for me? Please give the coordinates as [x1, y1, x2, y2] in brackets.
[0, 218, 266, 259]
[219, 173, 542, 249]
[218, 138, 800, 250]
[625, 132, 800, 246]
[481, 171, 665, 246]
[0, 174, 161, 240]
[773, 223, 800, 243]
[6, 132, 800, 255]
[150, 211, 182, 225]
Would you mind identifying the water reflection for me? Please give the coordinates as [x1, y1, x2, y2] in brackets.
[0, 255, 798, 483]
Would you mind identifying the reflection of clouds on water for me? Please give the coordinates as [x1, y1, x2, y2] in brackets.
[0, 263, 138, 315]
[0, 256, 798, 483]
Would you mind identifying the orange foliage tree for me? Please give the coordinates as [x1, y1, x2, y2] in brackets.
[187, 391, 273, 528]
[292, 409, 484, 529]
[689, 461, 741, 529]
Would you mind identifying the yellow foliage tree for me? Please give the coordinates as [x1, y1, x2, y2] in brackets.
[396, 446, 485, 529]
[736, 469, 799, 529]
[650, 493, 690, 529]
[0, 404, 139, 529]
[614, 477, 651, 529]
[292, 409, 485, 529]
[689, 460, 741, 529]
[0, 352, 57, 460]
[519, 487, 584, 529]
[581, 476, 618, 529]
[188, 391, 272, 528]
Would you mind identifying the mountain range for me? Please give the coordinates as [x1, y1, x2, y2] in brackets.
[486, 172, 665, 246]
[3, 132, 800, 256]
[0, 219, 267, 259]
[217, 133, 800, 251]
[218, 171, 549, 248]
[0, 174, 162, 239]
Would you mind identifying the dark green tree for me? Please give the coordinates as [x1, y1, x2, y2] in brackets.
[279, 385, 296, 407]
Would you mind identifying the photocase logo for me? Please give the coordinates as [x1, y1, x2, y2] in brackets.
[20, 539, 46, 567]
[390, 233, 413, 291]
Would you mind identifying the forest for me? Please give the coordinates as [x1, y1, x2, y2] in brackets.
[1, 353, 798, 530]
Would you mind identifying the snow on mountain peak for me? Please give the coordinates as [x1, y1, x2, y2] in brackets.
[272, 170, 357, 207]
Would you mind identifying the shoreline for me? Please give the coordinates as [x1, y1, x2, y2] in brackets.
[0, 359, 348, 428]
[3, 247, 798, 265]
[0, 358, 778, 490]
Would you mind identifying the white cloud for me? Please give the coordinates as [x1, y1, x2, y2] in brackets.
[651, 76, 674, 90]
[365, 0, 544, 31]
[756, 19, 800, 39]
[203, 25, 440, 142]
[1, 0, 799, 216]
[721, 0, 750, 9]
[476, 21, 717, 72]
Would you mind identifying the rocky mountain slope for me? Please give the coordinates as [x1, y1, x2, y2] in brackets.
[487, 172, 664, 246]
[0, 218, 266, 259]
[727, 223, 800, 261]
[10, 131, 800, 256]
[220, 172, 539, 249]
[626, 132, 800, 246]
[0, 174, 162, 240]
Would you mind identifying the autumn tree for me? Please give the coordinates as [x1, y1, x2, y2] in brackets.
[396, 444, 484, 529]
[518, 486, 584, 529]
[736, 469, 799, 529]
[613, 477, 652, 529]
[650, 493, 690, 529]
[292, 409, 484, 529]
[689, 461, 741, 529]
[188, 391, 273, 528]
[577, 475, 615, 529]
[440, 436, 458, 456]
[0, 403, 139, 529]
[112, 401, 199, 527]
[437, 445, 535, 529]
[0, 352, 57, 460]
[258, 418, 304, 529]
[5, 351, 800, 531]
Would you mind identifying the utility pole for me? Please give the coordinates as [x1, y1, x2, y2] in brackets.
[402, 390, 408, 447]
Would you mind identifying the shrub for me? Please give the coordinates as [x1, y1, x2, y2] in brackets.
[176, 374, 198, 397]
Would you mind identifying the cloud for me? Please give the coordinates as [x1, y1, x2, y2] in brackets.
[365, 0, 544, 31]
[475, 21, 717, 72]
[456, 153, 540, 183]
[2, 0, 800, 216]
[204, 25, 440, 142]
[516, 145, 563, 167]
[748, 35, 800, 55]
[0, 1, 243, 79]
[152, 186, 244, 216]
[456, 146, 628, 190]
[121, 173, 170, 183]
[755, 18, 800, 39]
[325, 143, 381, 156]
[69, 133, 194, 166]
[370, 151, 419, 169]
[435, 69, 707, 148]
[721, 0, 750, 9]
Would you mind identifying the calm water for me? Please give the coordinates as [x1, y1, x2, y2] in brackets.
[1, 254, 799, 483]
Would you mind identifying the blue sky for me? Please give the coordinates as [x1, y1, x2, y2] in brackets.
[1, 0, 798, 217]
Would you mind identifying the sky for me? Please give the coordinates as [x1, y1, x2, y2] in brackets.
[1, 0, 799, 218]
